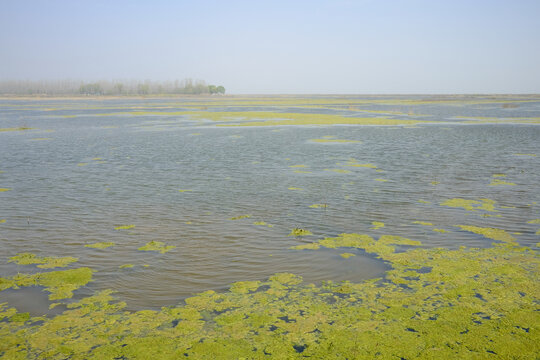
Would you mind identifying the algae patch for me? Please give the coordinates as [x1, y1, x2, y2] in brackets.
[114, 225, 135, 230]
[0, 267, 93, 300]
[288, 228, 313, 236]
[85, 242, 115, 249]
[441, 198, 498, 212]
[138, 241, 176, 254]
[370, 221, 385, 230]
[9, 253, 78, 269]
[230, 214, 251, 220]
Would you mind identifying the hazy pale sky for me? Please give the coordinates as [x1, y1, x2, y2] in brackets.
[1, 0, 539, 94]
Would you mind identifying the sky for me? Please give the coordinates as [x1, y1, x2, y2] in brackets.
[1, 0, 539, 94]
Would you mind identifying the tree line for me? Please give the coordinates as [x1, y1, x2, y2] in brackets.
[0, 79, 225, 96]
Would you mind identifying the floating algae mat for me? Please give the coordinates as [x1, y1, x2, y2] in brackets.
[0, 95, 539, 357]
[0, 232, 538, 358]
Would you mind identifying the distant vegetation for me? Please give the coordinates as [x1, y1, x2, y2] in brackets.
[0, 79, 225, 96]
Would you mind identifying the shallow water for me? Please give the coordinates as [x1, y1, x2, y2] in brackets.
[1, 95, 539, 313]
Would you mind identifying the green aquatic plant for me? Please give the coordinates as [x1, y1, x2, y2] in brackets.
[324, 169, 351, 174]
[309, 204, 327, 209]
[513, 153, 537, 156]
[456, 225, 517, 245]
[340, 253, 356, 259]
[489, 179, 517, 186]
[288, 228, 313, 236]
[8, 253, 78, 269]
[119, 264, 134, 269]
[0, 127, 34, 132]
[85, 242, 115, 249]
[370, 221, 385, 230]
[432, 228, 448, 233]
[229, 214, 251, 220]
[374, 178, 388, 182]
[0, 219, 6, 223]
[114, 224, 135, 230]
[440, 198, 498, 212]
[526, 219, 540, 224]
[138, 241, 175, 254]
[412, 221, 434, 226]
[77, 162, 88, 166]
[288, 187, 303, 190]
[288, 164, 306, 168]
[0, 188, 12, 192]
[253, 221, 273, 227]
[0, 232, 528, 358]
[0, 267, 93, 300]
[178, 189, 193, 192]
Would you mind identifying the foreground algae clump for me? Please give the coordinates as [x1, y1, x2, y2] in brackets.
[0, 267, 93, 300]
[1, 232, 538, 359]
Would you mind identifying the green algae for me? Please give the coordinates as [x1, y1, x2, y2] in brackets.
[374, 178, 388, 182]
[0, 267, 93, 300]
[309, 204, 327, 209]
[253, 221, 273, 228]
[0, 219, 5, 223]
[9, 253, 78, 269]
[2, 234, 536, 359]
[288, 187, 303, 190]
[489, 179, 517, 186]
[370, 221, 385, 230]
[288, 228, 313, 237]
[138, 241, 175, 254]
[114, 224, 135, 230]
[0, 188, 12, 192]
[324, 168, 351, 174]
[178, 189, 193, 192]
[0, 127, 34, 132]
[513, 153, 537, 157]
[441, 198, 498, 212]
[119, 264, 134, 269]
[288, 164, 306, 168]
[340, 253, 356, 259]
[456, 225, 518, 245]
[527, 219, 540, 224]
[85, 242, 115, 249]
[229, 214, 251, 220]
[413, 221, 434, 226]
[432, 228, 448, 233]
[76, 162, 88, 166]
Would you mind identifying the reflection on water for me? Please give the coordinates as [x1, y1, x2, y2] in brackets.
[0, 96, 539, 313]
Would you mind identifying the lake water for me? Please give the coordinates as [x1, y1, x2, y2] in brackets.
[1, 95, 539, 313]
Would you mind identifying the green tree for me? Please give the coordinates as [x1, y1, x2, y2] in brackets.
[216, 85, 225, 94]
[208, 85, 217, 94]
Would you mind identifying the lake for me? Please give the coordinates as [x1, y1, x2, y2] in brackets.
[1, 95, 539, 314]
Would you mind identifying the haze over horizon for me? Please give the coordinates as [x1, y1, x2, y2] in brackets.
[1, 0, 539, 94]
